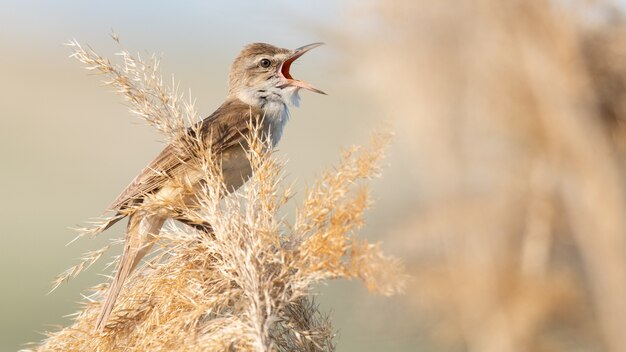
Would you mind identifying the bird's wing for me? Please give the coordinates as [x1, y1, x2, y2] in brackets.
[107, 99, 262, 212]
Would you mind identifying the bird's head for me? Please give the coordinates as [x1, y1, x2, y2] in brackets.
[228, 42, 325, 108]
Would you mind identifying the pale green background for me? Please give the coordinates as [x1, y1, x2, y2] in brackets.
[0, 1, 423, 351]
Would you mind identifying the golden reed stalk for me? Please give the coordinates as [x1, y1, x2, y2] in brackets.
[28, 38, 405, 352]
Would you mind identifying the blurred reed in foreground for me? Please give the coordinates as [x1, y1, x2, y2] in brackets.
[345, 1, 626, 351]
[28, 40, 405, 351]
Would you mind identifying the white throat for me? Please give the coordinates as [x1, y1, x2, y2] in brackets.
[236, 86, 301, 145]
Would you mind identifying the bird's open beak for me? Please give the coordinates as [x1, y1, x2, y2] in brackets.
[279, 42, 326, 95]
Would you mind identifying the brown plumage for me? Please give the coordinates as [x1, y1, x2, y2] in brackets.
[94, 42, 325, 332]
[107, 99, 261, 213]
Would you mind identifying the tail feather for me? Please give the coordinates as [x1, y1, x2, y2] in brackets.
[94, 213, 165, 332]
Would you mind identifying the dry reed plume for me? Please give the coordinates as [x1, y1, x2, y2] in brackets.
[29, 39, 405, 351]
[343, 0, 626, 351]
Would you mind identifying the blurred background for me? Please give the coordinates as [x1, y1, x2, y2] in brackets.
[3, 0, 626, 351]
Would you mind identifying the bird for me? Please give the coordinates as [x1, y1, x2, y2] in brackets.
[93, 42, 325, 332]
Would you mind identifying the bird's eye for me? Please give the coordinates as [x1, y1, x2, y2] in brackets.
[259, 58, 272, 68]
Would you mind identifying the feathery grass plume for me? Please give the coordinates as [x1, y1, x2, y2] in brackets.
[31, 38, 404, 351]
[343, 0, 626, 351]
[50, 38, 202, 289]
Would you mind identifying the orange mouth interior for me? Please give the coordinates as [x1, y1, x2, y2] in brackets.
[281, 50, 307, 81]
[281, 58, 295, 80]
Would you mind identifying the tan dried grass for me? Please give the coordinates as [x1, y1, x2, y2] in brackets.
[28, 38, 405, 352]
[343, 1, 626, 351]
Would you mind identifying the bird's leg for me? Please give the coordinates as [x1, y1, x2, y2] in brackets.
[175, 217, 214, 234]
